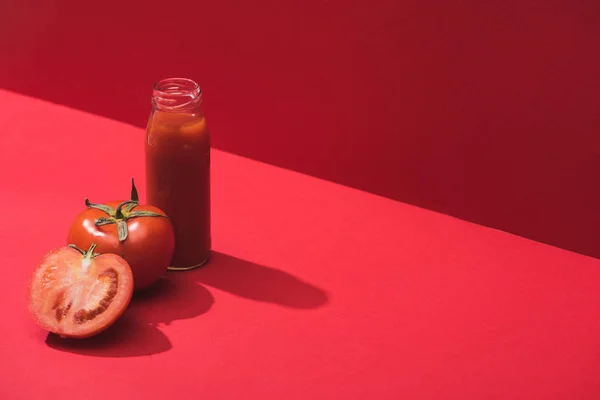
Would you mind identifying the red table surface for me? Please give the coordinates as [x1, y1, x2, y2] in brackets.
[1, 89, 600, 399]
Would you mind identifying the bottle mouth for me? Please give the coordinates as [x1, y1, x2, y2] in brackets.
[152, 78, 202, 111]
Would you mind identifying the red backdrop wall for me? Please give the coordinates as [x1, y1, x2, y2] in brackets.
[1, 0, 599, 257]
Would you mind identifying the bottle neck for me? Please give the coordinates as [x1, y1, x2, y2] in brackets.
[152, 78, 202, 113]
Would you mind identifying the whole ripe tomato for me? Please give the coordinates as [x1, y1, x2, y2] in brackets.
[67, 179, 175, 291]
[28, 243, 134, 338]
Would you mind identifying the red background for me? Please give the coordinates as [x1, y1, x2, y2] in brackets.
[2, 90, 600, 399]
[2, 2, 600, 398]
[0, 0, 598, 258]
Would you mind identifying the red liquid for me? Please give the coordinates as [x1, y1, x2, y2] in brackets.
[145, 109, 211, 269]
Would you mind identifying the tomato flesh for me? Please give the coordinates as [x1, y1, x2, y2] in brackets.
[28, 246, 134, 338]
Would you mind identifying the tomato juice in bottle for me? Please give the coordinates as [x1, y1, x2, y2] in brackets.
[145, 78, 211, 270]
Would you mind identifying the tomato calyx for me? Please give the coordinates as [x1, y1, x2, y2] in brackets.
[67, 243, 100, 272]
[68, 242, 99, 257]
[83, 178, 167, 242]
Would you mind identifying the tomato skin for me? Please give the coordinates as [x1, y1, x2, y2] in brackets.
[28, 246, 134, 339]
[67, 201, 175, 291]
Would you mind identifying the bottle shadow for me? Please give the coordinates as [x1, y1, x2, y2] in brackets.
[45, 273, 215, 358]
[191, 251, 329, 309]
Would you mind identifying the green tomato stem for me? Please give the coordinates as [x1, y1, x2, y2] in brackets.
[86, 178, 166, 243]
[130, 178, 139, 203]
[68, 243, 99, 259]
[114, 200, 138, 219]
[68, 244, 85, 255]
[85, 199, 115, 215]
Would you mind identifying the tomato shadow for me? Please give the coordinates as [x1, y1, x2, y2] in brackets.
[44, 251, 327, 356]
[45, 274, 215, 357]
[191, 252, 329, 309]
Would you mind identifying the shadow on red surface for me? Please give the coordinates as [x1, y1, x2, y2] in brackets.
[45, 313, 173, 358]
[197, 252, 329, 309]
[1, 1, 599, 258]
[45, 252, 327, 357]
[45, 273, 214, 357]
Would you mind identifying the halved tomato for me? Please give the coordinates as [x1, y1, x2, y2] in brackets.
[28, 244, 134, 339]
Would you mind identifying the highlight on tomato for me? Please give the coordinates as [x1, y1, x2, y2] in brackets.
[28, 244, 134, 339]
[67, 179, 175, 291]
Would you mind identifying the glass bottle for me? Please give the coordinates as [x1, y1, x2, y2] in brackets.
[145, 78, 211, 270]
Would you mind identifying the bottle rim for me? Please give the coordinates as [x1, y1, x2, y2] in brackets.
[152, 78, 202, 111]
